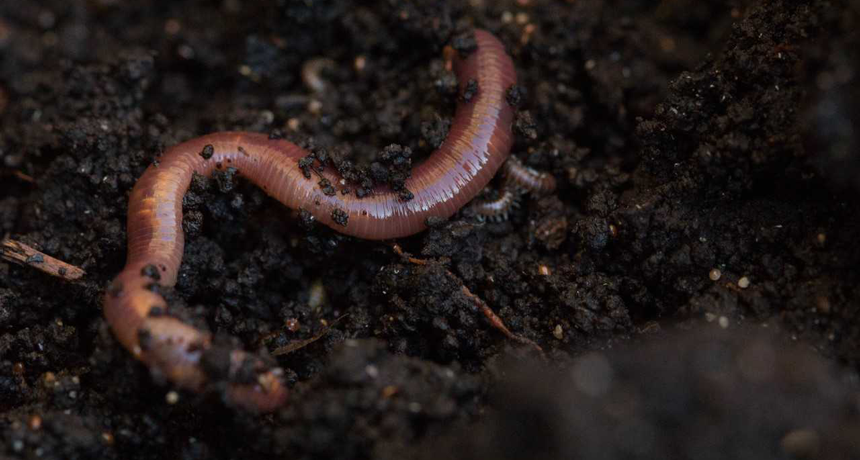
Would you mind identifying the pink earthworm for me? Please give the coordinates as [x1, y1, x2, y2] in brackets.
[104, 29, 518, 412]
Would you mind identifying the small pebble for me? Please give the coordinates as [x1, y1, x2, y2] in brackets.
[354, 55, 366, 72]
[816, 233, 826, 247]
[738, 276, 751, 289]
[709, 269, 721, 281]
[165, 391, 179, 405]
[718, 316, 729, 329]
[365, 364, 379, 378]
[553, 324, 564, 340]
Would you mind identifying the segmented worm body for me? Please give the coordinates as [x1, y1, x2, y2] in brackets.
[473, 188, 520, 222]
[104, 30, 520, 412]
[502, 155, 556, 194]
[472, 155, 557, 221]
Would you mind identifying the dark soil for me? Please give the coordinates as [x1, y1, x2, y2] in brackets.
[1, 0, 859, 459]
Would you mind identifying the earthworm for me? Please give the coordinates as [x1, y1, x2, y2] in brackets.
[472, 155, 556, 221]
[104, 29, 517, 412]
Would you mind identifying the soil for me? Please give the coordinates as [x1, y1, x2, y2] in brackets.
[1, 0, 859, 459]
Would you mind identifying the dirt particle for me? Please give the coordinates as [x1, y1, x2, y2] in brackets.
[421, 115, 451, 149]
[331, 208, 349, 227]
[354, 55, 366, 72]
[200, 144, 214, 160]
[141, 264, 161, 280]
[451, 32, 477, 57]
[42, 372, 56, 386]
[381, 385, 398, 398]
[738, 277, 751, 289]
[462, 79, 478, 102]
[25, 253, 44, 264]
[514, 110, 538, 140]
[709, 269, 722, 281]
[365, 364, 379, 378]
[506, 84, 524, 108]
[27, 415, 41, 430]
[318, 178, 336, 196]
[515, 12, 529, 25]
[425, 216, 445, 227]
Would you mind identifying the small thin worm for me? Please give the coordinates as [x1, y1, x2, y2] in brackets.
[472, 155, 556, 221]
[104, 29, 517, 412]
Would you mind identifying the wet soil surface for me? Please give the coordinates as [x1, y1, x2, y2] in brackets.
[1, 0, 859, 459]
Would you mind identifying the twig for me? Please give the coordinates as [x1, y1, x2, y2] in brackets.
[271, 315, 346, 356]
[1, 169, 36, 183]
[460, 284, 543, 353]
[390, 242, 427, 265]
[13, 171, 35, 183]
[1, 239, 86, 281]
[391, 242, 543, 353]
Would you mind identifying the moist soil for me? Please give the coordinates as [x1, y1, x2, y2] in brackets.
[1, 1, 860, 459]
